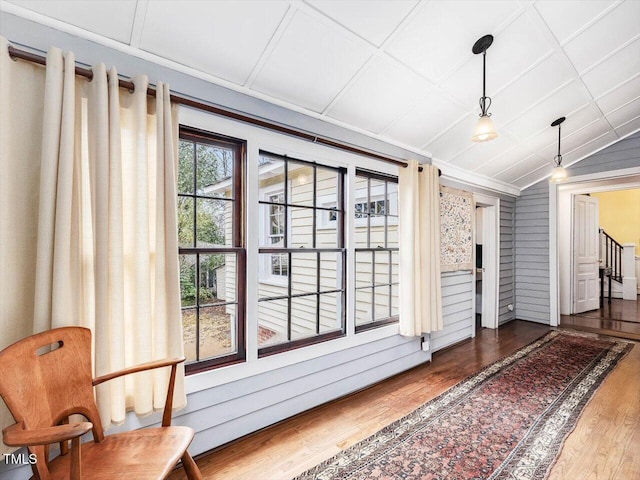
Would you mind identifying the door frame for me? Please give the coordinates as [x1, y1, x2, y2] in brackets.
[549, 167, 640, 326]
[474, 193, 500, 330]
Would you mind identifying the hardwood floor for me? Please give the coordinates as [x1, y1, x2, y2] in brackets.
[169, 321, 639, 480]
[560, 296, 640, 340]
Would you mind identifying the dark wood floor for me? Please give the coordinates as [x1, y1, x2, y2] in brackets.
[560, 296, 640, 340]
[169, 320, 638, 480]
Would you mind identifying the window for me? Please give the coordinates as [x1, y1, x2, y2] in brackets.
[266, 191, 288, 277]
[178, 126, 245, 373]
[354, 169, 399, 331]
[257, 152, 346, 356]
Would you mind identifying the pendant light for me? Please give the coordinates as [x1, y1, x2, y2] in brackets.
[471, 34, 498, 142]
[549, 117, 567, 182]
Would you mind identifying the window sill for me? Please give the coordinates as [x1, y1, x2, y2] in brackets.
[257, 277, 288, 288]
[355, 316, 399, 333]
[258, 330, 344, 358]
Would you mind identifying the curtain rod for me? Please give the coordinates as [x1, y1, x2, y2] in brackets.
[8, 44, 438, 174]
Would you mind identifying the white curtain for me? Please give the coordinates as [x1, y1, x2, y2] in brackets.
[398, 161, 443, 336]
[31, 45, 185, 426]
[0, 37, 47, 455]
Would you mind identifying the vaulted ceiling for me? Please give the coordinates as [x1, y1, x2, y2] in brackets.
[3, 0, 640, 191]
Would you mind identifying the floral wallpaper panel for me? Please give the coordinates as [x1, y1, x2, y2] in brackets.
[440, 186, 474, 272]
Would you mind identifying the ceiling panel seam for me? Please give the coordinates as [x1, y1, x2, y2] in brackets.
[128, 0, 148, 49]
[318, 0, 427, 115]
[243, 4, 297, 88]
[531, 2, 619, 138]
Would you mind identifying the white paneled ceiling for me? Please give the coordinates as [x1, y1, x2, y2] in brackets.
[3, 0, 640, 192]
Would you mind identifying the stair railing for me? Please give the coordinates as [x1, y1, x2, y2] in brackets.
[600, 228, 623, 283]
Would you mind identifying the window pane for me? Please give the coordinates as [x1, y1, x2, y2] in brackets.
[291, 253, 318, 295]
[258, 298, 288, 347]
[391, 251, 399, 284]
[319, 252, 342, 292]
[199, 254, 236, 305]
[355, 251, 373, 289]
[199, 306, 236, 360]
[387, 182, 398, 216]
[259, 202, 286, 248]
[179, 254, 196, 307]
[289, 207, 314, 248]
[369, 178, 385, 202]
[369, 223, 386, 248]
[271, 253, 289, 277]
[182, 308, 197, 362]
[178, 141, 194, 194]
[374, 250, 390, 286]
[391, 284, 400, 317]
[387, 222, 399, 248]
[196, 143, 233, 198]
[178, 197, 194, 248]
[316, 167, 338, 206]
[354, 222, 369, 248]
[355, 287, 373, 326]
[258, 155, 285, 195]
[319, 292, 341, 333]
[374, 286, 391, 321]
[258, 254, 289, 298]
[196, 198, 232, 247]
[291, 295, 317, 340]
[288, 162, 314, 206]
[316, 211, 340, 248]
[354, 176, 369, 215]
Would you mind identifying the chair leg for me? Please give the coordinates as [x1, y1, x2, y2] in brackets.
[181, 451, 202, 480]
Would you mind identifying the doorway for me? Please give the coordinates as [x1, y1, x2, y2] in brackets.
[474, 194, 500, 330]
[550, 168, 640, 326]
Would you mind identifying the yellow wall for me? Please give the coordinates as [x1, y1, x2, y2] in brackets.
[591, 189, 640, 255]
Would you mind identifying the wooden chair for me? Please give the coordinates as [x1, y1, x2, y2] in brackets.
[0, 327, 202, 480]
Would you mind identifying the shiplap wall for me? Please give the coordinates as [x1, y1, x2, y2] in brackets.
[431, 271, 474, 351]
[514, 182, 550, 323]
[567, 132, 640, 176]
[499, 197, 516, 325]
[514, 131, 640, 324]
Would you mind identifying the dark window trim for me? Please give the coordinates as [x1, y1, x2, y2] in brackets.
[355, 315, 399, 333]
[258, 151, 347, 356]
[354, 170, 399, 332]
[179, 126, 246, 374]
[258, 330, 344, 358]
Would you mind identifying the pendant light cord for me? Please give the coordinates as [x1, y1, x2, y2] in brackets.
[557, 124, 562, 158]
[479, 50, 492, 117]
[556, 123, 562, 165]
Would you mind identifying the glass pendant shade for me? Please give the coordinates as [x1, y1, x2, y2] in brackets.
[550, 165, 567, 182]
[471, 115, 498, 142]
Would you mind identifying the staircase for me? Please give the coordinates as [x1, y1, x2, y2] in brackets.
[599, 229, 637, 303]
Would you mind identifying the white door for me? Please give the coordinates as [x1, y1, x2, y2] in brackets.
[475, 194, 500, 330]
[481, 204, 498, 329]
[573, 194, 599, 313]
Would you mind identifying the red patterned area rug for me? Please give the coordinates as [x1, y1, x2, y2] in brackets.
[293, 330, 632, 480]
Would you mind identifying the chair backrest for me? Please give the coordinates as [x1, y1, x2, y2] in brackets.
[0, 327, 105, 445]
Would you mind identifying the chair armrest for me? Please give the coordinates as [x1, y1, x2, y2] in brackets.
[93, 357, 185, 427]
[92, 357, 185, 386]
[2, 422, 93, 447]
